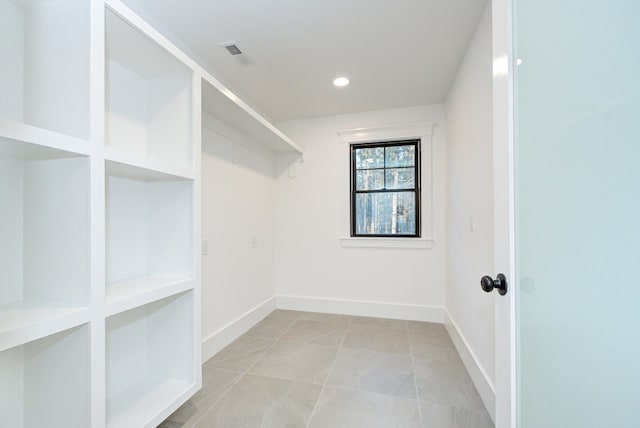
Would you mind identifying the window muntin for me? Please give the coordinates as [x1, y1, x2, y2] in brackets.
[350, 140, 420, 237]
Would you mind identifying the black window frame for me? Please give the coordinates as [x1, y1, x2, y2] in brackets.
[350, 139, 421, 238]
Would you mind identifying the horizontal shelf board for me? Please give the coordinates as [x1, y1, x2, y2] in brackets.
[202, 77, 302, 155]
[107, 378, 194, 428]
[104, 151, 195, 181]
[0, 301, 90, 352]
[105, 275, 195, 317]
[0, 118, 90, 158]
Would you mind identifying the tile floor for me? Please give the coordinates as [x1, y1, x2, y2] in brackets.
[160, 310, 494, 428]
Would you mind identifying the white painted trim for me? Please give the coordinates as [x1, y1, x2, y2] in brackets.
[89, 2, 107, 426]
[191, 68, 203, 399]
[444, 310, 496, 422]
[337, 121, 435, 144]
[340, 237, 433, 249]
[201, 297, 277, 362]
[492, 0, 517, 425]
[276, 295, 444, 323]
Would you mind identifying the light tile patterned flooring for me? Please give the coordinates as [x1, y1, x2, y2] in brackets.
[160, 310, 494, 428]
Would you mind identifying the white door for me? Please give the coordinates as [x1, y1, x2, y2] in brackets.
[491, 0, 516, 425]
[492, 0, 640, 426]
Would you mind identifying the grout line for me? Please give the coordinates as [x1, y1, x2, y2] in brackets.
[189, 311, 299, 427]
[258, 376, 297, 428]
[181, 367, 241, 428]
[408, 322, 424, 426]
[304, 315, 354, 428]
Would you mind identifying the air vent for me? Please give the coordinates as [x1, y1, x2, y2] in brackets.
[219, 41, 251, 65]
[224, 44, 242, 56]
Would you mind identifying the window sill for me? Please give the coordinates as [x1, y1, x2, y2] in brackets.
[340, 237, 434, 249]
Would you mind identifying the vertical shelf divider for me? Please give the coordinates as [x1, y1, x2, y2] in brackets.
[89, 1, 107, 426]
[191, 73, 203, 395]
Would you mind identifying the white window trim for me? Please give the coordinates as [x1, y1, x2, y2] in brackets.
[337, 122, 434, 144]
[337, 121, 435, 249]
[340, 237, 433, 249]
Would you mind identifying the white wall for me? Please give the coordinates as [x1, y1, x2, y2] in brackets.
[275, 105, 446, 321]
[444, 3, 495, 417]
[200, 112, 277, 361]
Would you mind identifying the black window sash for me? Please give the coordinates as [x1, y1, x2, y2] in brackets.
[350, 139, 421, 237]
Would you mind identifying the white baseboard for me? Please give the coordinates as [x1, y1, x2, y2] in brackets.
[276, 295, 444, 323]
[444, 310, 496, 422]
[201, 296, 277, 362]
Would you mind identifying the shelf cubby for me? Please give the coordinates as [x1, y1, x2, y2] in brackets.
[105, 161, 193, 313]
[0, 138, 89, 350]
[0, 324, 90, 428]
[105, 8, 193, 169]
[0, 0, 90, 139]
[106, 291, 195, 428]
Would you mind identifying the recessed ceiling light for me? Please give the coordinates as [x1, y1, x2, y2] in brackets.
[333, 77, 350, 87]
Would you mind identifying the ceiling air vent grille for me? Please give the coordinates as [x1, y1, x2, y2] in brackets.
[220, 41, 251, 65]
[224, 44, 242, 56]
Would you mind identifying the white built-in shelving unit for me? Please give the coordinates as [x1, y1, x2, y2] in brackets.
[0, 0, 300, 426]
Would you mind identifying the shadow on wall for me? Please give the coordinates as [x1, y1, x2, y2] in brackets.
[274, 152, 303, 179]
[202, 113, 279, 178]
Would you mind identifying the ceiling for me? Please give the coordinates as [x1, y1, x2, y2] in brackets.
[122, 0, 488, 121]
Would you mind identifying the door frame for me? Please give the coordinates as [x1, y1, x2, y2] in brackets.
[491, 0, 517, 426]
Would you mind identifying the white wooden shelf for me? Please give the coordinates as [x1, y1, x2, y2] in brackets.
[106, 292, 195, 428]
[106, 378, 195, 428]
[0, 325, 90, 428]
[0, 301, 90, 352]
[202, 76, 302, 154]
[0, 0, 90, 139]
[105, 275, 194, 317]
[0, 118, 89, 156]
[104, 148, 195, 181]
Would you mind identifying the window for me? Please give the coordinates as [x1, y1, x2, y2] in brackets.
[350, 140, 420, 237]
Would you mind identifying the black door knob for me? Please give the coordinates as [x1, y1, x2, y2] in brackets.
[480, 273, 508, 295]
